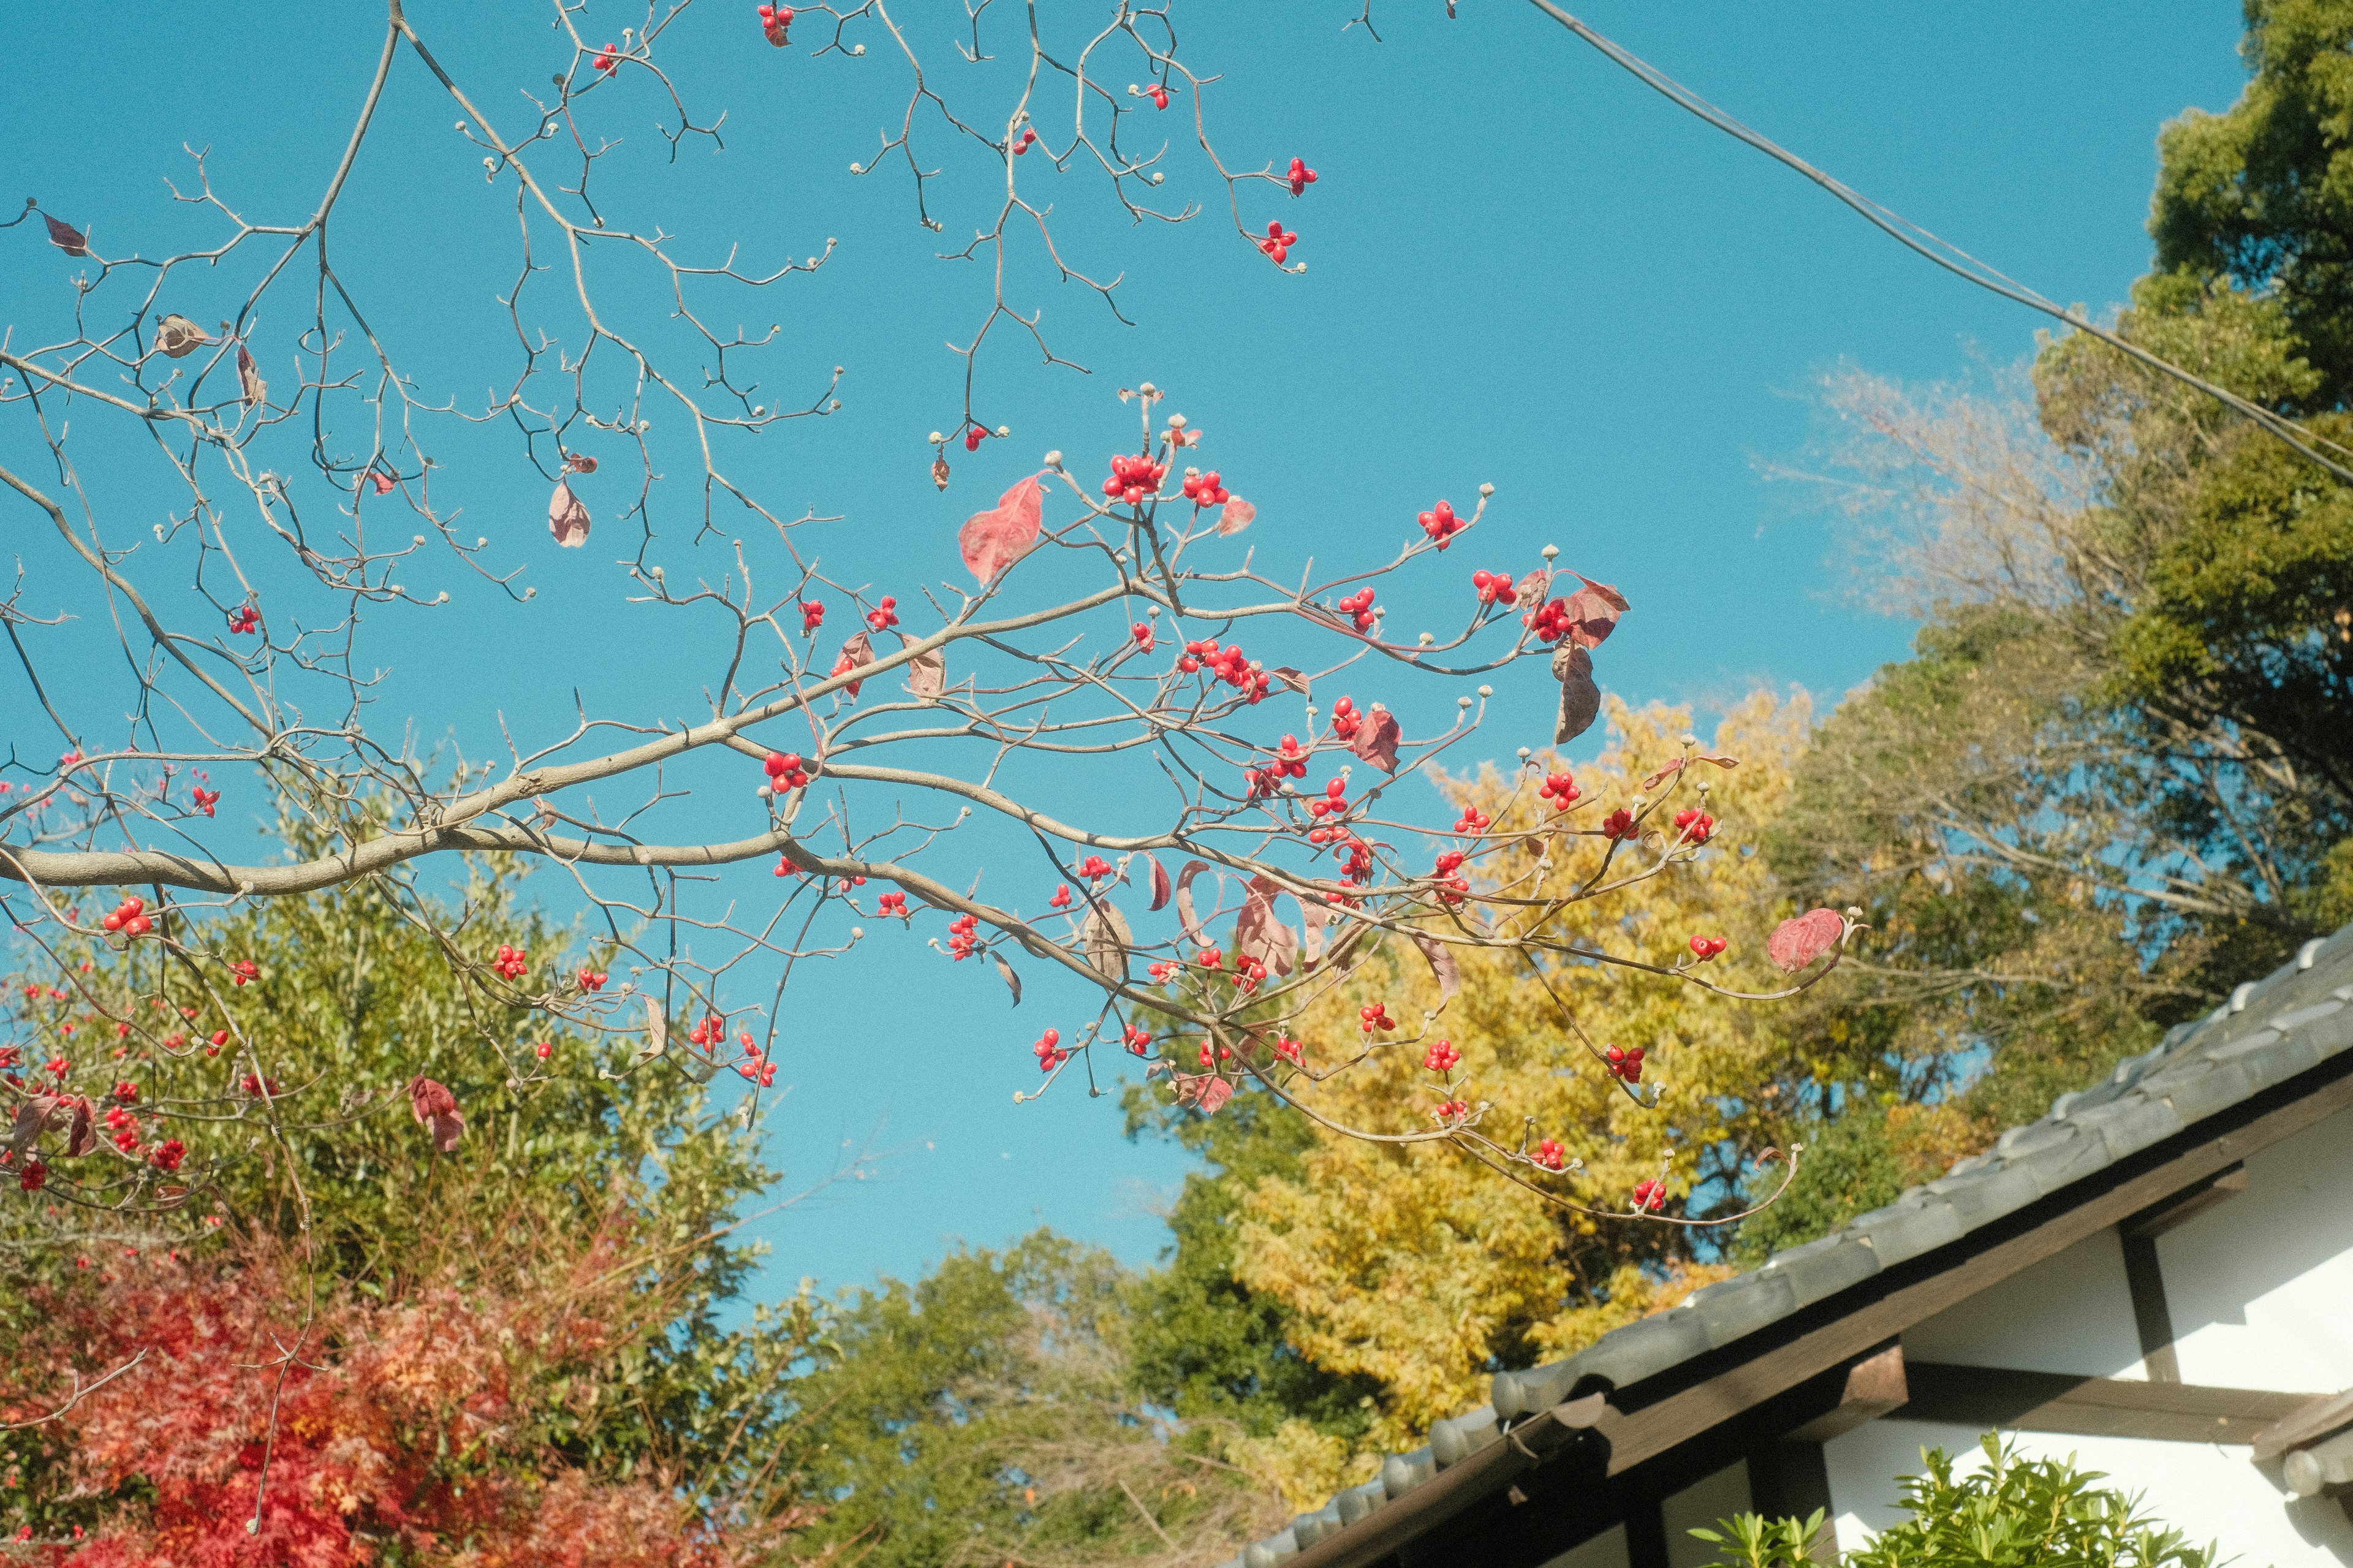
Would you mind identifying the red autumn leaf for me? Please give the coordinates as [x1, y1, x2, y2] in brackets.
[1564, 575, 1629, 649]
[1174, 859, 1214, 948]
[407, 1075, 466, 1153]
[64, 1095, 97, 1157]
[1767, 908, 1847, 974]
[567, 452, 598, 474]
[548, 477, 591, 548]
[900, 633, 946, 698]
[1349, 706, 1401, 773]
[832, 631, 874, 698]
[42, 211, 88, 256]
[1173, 1073, 1234, 1115]
[1554, 643, 1601, 744]
[958, 472, 1044, 585]
[1216, 496, 1256, 536]
[1146, 854, 1172, 912]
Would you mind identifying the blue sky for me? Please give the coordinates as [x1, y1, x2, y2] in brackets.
[6, 2, 2244, 1294]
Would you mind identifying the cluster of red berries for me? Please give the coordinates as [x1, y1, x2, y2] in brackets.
[1526, 598, 1574, 643]
[800, 599, 825, 633]
[1337, 586, 1377, 633]
[737, 1037, 778, 1086]
[963, 426, 989, 452]
[685, 1014, 729, 1048]
[1437, 1097, 1468, 1121]
[1332, 833, 1375, 884]
[1417, 500, 1466, 549]
[1286, 157, 1317, 195]
[44, 1055, 69, 1079]
[1034, 1029, 1069, 1072]
[100, 896, 154, 938]
[1273, 1034, 1305, 1066]
[1470, 569, 1517, 607]
[105, 1100, 140, 1154]
[1077, 855, 1113, 881]
[192, 785, 220, 816]
[1260, 221, 1298, 264]
[1131, 620, 1156, 653]
[1604, 1044, 1646, 1084]
[1148, 959, 1181, 983]
[1176, 638, 1270, 702]
[1422, 1039, 1460, 1074]
[208, 1029, 230, 1053]
[1123, 1025, 1153, 1057]
[1181, 469, 1230, 507]
[764, 751, 813, 790]
[594, 43, 620, 73]
[836, 874, 867, 895]
[1632, 1179, 1667, 1213]
[1306, 776, 1350, 831]
[1197, 1039, 1232, 1068]
[1359, 1002, 1397, 1034]
[1104, 453, 1167, 505]
[1195, 947, 1223, 971]
[1049, 884, 1074, 909]
[877, 890, 908, 918]
[1233, 954, 1268, 994]
[1247, 737, 1311, 798]
[1600, 808, 1639, 841]
[1673, 808, 1715, 844]
[757, 4, 794, 45]
[1454, 806, 1491, 835]
[578, 968, 608, 990]
[1328, 695, 1362, 742]
[1012, 127, 1038, 156]
[240, 1072, 282, 1098]
[866, 596, 900, 632]
[18, 1159, 44, 1191]
[490, 945, 529, 982]
[1689, 935, 1727, 962]
[150, 1137, 186, 1172]
[229, 960, 259, 987]
[1534, 1138, 1568, 1172]
[1537, 771, 1580, 812]
[229, 604, 260, 635]
[947, 912, 980, 960]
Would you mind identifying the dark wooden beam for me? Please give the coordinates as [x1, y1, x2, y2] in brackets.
[2119, 1230, 2181, 1383]
[1899, 1362, 2311, 1444]
[1598, 1058, 2353, 1478]
[2123, 1164, 2248, 1241]
[1784, 1343, 1908, 1443]
[2252, 1387, 2353, 1464]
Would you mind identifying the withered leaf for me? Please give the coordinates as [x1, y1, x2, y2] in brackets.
[1553, 643, 1601, 744]
[1081, 901, 1133, 983]
[154, 314, 209, 359]
[1172, 1072, 1234, 1115]
[1412, 933, 1461, 1003]
[407, 1075, 466, 1154]
[1514, 570, 1551, 610]
[931, 455, 952, 493]
[901, 634, 945, 699]
[832, 630, 874, 699]
[1146, 854, 1172, 912]
[992, 951, 1023, 1006]
[236, 344, 267, 410]
[1639, 754, 1741, 792]
[644, 994, 669, 1057]
[1174, 859, 1214, 949]
[1216, 496, 1256, 536]
[42, 211, 87, 256]
[1233, 874, 1298, 977]
[548, 477, 591, 548]
[1564, 575, 1629, 650]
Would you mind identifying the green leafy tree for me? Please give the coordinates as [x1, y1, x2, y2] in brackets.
[1697, 1436, 2221, 1568]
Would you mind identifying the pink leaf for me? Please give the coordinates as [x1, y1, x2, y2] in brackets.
[1639, 754, 1741, 792]
[1554, 644, 1601, 744]
[235, 343, 267, 409]
[1216, 496, 1256, 536]
[1146, 854, 1172, 912]
[959, 473, 1044, 585]
[548, 478, 591, 547]
[901, 634, 945, 698]
[1564, 575, 1629, 649]
[42, 211, 87, 256]
[1174, 860, 1213, 948]
[832, 631, 874, 699]
[1173, 1073, 1234, 1115]
[1767, 909, 1848, 974]
[1349, 706, 1401, 773]
[1413, 933, 1461, 1003]
[407, 1075, 466, 1153]
[1233, 875, 1299, 977]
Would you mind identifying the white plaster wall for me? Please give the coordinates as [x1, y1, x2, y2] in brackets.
[1823, 1418, 2353, 1567]
[1900, 1227, 2149, 1379]
[2158, 1104, 2353, 1394]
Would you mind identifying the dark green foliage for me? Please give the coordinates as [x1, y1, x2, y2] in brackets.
[1699, 1437, 2219, 1568]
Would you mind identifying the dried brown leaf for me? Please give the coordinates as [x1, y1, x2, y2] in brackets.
[154, 314, 209, 359]
[901, 634, 945, 699]
[1349, 706, 1401, 773]
[1082, 901, 1134, 983]
[236, 344, 267, 409]
[1553, 643, 1601, 744]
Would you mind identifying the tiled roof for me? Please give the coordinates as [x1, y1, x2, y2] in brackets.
[1222, 924, 2353, 1568]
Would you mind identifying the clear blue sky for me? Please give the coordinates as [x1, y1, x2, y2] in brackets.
[6, 2, 2245, 1295]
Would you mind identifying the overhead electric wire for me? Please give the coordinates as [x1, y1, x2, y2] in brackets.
[1523, 0, 2353, 489]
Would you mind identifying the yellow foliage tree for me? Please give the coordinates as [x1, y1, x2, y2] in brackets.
[1224, 692, 1811, 1497]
